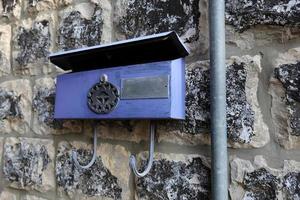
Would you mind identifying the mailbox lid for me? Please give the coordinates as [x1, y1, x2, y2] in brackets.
[49, 31, 189, 72]
[54, 58, 185, 120]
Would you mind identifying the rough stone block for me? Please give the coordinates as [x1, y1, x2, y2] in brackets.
[270, 47, 300, 149]
[3, 137, 55, 192]
[225, 0, 300, 32]
[0, 0, 21, 19]
[12, 13, 56, 75]
[0, 190, 18, 200]
[114, 0, 200, 51]
[0, 24, 11, 77]
[225, 25, 300, 51]
[56, 141, 130, 199]
[57, 2, 111, 51]
[0, 137, 3, 164]
[158, 55, 269, 148]
[25, 0, 72, 14]
[0, 79, 31, 134]
[84, 120, 148, 143]
[88, 0, 113, 44]
[32, 77, 82, 135]
[230, 156, 300, 200]
[0, 140, 3, 194]
[135, 153, 211, 199]
[20, 194, 48, 200]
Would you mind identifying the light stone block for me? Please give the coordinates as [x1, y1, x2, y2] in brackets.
[0, 24, 11, 77]
[0, 190, 18, 200]
[21, 194, 49, 200]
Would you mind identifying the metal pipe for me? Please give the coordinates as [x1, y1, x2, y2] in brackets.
[209, 0, 228, 199]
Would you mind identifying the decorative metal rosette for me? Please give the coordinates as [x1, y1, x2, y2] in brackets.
[87, 74, 119, 114]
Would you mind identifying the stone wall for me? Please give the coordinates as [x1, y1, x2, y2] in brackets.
[0, 0, 299, 199]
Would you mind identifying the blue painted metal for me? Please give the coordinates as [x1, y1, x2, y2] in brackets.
[51, 32, 188, 176]
[49, 31, 189, 72]
[54, 58, 185, 120]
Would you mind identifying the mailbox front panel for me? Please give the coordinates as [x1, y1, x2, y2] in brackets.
[54, 58, 185, 120]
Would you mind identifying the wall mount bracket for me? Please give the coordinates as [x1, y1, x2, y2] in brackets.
[72, 126, 98, 170]
[129, 122, 155, 178]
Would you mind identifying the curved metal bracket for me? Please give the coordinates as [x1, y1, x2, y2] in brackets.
[72, 126, 97, 170]
[129, 122, 155, 178]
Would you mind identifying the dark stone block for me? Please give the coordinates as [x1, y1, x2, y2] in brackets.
[283, 172, 300, 200]
[3, 141, 51, 187]
[0, 90, 22, 120]
[0, 51, 3, 64]
[58, 8, 103, 51]
[136, 157, 211, 200]
[15, 20, 50, 67]
[274, 61, 300, 136]
[184, 66, 210, 132]
[225, 0, 300, 32]
[243, 168, 280, 200]
[117, 0, 200, 43]
[226, 63, 255, 143]
[161, 62, 255, 143]
[2, 0, 16, 14]
[56, 148, 122, 199]
[28, 0, 41, 7]
[32, 88, 63, 129]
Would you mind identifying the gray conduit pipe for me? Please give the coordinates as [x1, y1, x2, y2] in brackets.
[209, 0, 228, 199]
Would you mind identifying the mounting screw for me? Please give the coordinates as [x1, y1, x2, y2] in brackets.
[100, 74, 108, 83]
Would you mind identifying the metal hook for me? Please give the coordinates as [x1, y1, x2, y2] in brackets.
[72, 126, 97, 170]
[129, 122, 155, 178]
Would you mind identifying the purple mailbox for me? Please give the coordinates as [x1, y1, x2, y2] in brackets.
[50, 31, 189, 120]
[49, 31, 189, 176]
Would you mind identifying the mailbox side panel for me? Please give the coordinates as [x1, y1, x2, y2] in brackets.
[54, 61, 174, 119]
[170, 58, 185, 119]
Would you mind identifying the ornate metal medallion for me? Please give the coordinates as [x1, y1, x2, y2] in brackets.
[87, 74, 119, 114]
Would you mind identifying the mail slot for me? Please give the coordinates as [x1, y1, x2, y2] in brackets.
[50, 31, 189, 120]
